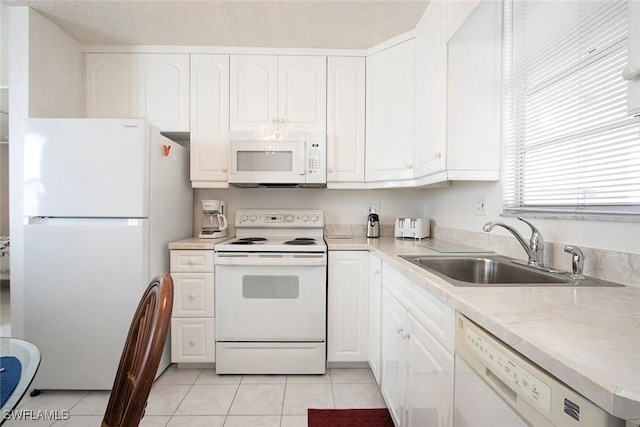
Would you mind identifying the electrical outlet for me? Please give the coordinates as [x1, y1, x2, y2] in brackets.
[367, 203, 380, 216]
[475, 195, 487, 216]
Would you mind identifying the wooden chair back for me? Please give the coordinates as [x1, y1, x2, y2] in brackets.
[102, 273, 173, 427]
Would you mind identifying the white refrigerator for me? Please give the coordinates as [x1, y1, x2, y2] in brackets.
[23, 118, 193, 390]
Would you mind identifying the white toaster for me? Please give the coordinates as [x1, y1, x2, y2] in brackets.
[395, 218, 431, 239]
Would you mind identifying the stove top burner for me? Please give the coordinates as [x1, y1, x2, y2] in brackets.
[231, 237, 268, 245]
[284, 238, 317, 245]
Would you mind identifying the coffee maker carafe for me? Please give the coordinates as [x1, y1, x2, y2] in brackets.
[199, 200, 228, 239]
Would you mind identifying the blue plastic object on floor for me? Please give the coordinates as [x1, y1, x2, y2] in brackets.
[0, 356, 22, 408]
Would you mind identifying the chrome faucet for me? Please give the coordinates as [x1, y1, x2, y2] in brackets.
[482, 217, 545, 267]
[564, 245, 585, 279]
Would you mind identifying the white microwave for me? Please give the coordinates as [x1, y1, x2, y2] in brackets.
[228, 131, 326, 188]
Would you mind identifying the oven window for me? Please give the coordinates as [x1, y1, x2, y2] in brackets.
[242, 275, 299, 299]
[237, 151, 293, 172]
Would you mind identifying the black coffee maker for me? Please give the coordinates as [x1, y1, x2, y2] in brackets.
[367, 212, 380, 238]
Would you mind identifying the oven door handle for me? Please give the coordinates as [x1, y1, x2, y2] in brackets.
[215, 254, 327, 266]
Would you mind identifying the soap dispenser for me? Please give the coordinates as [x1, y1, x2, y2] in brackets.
[367, 212, 380, 238]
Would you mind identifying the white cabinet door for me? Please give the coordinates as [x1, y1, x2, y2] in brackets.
[405, 314, 454, 427]
[190, 54, 230, 187]
[171, 318, 215, 363]
[172, 272, 215, 318]
[445, 0, 501, 179]
[86, 54, 138, 119]
[327, 57, 366, 185]
[278, 56, 327, 131]
[627, 0, 640, 116]
[413, 2, 447, 178]
[230, 55, 326, 132]
[87, 53, 190, 132]
[138, 54, 190, 132]
[230, 55, 278, 132]
[381, 289, 407, 427]
[327, 251, 369, 362]
[368, 253, 383, 384]
[366, 39, 415, 182]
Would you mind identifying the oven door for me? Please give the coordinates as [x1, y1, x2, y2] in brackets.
[215, 252, 326, 341]
[228, 134, 306, 185]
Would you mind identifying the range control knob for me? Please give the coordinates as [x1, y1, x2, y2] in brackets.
[241, 214, 248, 222]
[286, 215, 294, 222]
[249, 214, 257, 222]
[302, 215, 309, 222]
[311, 215, 319, 222]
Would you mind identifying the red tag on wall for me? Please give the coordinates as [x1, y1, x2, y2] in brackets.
[163, 145, 171, 156]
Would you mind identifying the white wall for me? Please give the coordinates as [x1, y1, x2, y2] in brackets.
[194, 188, 426, 235]
[424, 180, 640, 255]
[9, 7, 85, 337]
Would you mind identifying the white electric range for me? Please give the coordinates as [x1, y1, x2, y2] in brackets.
[214, 209, 327, 374]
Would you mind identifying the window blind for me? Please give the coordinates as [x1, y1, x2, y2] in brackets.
[503, 0, 640, 217]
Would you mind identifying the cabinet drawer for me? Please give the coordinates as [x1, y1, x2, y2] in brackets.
[173, 273, 214, 317]
[383, 263, 454, 353]
[171, 318, 215, 363]
[170, 250, 214, 272]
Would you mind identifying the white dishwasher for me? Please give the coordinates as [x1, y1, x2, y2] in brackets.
[454, 313, 624, 427]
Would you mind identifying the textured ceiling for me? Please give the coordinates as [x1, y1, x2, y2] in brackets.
[3, 0, 429, 49]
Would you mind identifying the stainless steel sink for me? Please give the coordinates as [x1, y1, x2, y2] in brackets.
[398, 255, 624, 287]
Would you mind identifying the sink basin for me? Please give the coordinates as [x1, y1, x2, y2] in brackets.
[398, 255, 624, 287]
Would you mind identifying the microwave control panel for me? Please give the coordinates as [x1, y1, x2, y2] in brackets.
[305, 132, 326, 184]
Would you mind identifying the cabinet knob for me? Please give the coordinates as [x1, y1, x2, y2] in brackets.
[188, 339, 196, 346]
[622, 64, 640, 81]
[188, 293, 196, 300]
[405, 163, 413, 169]
[395, 326, 404, 334]
[222, 166, 227, 172]
[271, 118, 277, 123]
[328, 168, 334, 173]
[279, 118, 286, 123]
[402, 331, 411, 340]
[375, 269, 380, 274]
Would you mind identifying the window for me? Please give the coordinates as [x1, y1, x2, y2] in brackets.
[503, 0, 640, 219]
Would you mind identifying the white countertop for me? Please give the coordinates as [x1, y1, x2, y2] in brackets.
[168, 237, 231, 250]
[325, 236, 640, 422]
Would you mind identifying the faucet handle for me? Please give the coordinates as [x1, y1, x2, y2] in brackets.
[517, 217, 542, 240]
[564, 245, 585, 279]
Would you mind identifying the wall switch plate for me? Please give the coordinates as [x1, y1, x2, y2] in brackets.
[367, 203, 380, 216]
[475, 195, 487, 216]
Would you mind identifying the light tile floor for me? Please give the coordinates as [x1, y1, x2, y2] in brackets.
[4, 366, 385, 427]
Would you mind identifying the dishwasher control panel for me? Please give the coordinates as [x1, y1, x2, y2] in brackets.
[455, 313, 625, 426]
[465, 326, 552, 412]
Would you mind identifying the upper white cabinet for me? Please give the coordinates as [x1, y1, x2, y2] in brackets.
[627, 0, 640, 116]
[86, 54, 138, 120]
[86, 53, 190, 132]
[412, 0, 500, 185]
[230, 55, 326, 133]
[445, 0, 501, 179]
[327, 251, 369, 363]
[327, 57, 366, 186]
[190, 54, 230, 188]
[366, 39, 415, 182]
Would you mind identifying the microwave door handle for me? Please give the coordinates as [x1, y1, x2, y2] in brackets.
[299, 140, 306, 175]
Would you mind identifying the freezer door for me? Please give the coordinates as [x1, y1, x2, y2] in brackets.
[23, 218, 150, 389]
[24, 118, 150, 218]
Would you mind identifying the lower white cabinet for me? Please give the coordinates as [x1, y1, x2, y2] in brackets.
[170, 250, 215, 363]
[368, 252, 383, 384]
[327, 251, 369, 363]
[380, 264, 454, 427]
